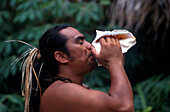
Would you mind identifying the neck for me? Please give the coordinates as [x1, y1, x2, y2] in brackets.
[58, 63, 89, 85]
[57, 71, 85, 85]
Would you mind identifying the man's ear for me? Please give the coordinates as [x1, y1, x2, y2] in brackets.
[54, 51, 69, 63]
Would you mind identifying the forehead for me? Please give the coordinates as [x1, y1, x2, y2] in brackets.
[59, 27, 84, 39]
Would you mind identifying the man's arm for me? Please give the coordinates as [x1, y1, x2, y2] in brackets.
[91, 37, 134, 111]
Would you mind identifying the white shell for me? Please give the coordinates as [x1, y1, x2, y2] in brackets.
[92, 30, 136, 53]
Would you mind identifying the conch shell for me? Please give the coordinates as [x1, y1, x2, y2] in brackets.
[92, 30, 136, 53]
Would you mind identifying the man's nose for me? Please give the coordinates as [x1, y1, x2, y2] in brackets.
[84, 41, 92, 50]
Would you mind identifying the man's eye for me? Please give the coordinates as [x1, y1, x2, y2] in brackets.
[79, 42, 83, 45]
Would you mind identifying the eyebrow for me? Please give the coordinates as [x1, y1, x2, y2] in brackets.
[75, 36, 85, 41]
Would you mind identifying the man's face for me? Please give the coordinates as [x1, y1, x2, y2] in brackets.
[59, 27, 97, 74]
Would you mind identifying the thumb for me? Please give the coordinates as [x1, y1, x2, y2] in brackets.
[91, 46, 98, 58]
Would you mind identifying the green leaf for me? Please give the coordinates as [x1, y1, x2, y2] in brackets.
[2, 11, 10, 19]
[0, 58, 11, 79]
[0, 16, 3, 24]
[23, 1, 32, 10]
[137, 84, 147, 109]
[68, 8, 77, 16]
[100, 0, 111, 6]
[0, 95, 7, 103]
[0, 103, 10, 112]
[17, 45, 29, 54]
[3, 62, 11, 79]
[143, 106, 152, 112]
[16, 3, 25, 11]
[90, 12, 99, 21]
[0, 42, 5, 53]
[27, 32, 34, 40]
[134, 75, 170, 111]
[7, 95, 21, 104]
[35, 10, 43, 21]
[76, 11, 83, 23]
[28, 9, 35, 21]
[11, 64, 17, 76]
[19, 12, 28, 23]
[10, 0, 17, 8]
[13, 15, 20, 23]
[4, 43, 12, 56]
[0, 94, 24, 112]
[18, 31, 27, 40]
[84, 15, 90, 25]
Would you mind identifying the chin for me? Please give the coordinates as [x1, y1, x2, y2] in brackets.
[86, 57, 98, 73]
[89, 60, 98, 71]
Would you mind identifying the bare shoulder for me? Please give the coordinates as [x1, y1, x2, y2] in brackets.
[40, 81, 114, 112]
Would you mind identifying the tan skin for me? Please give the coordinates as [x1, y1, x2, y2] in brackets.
[40, 27, 134, 112]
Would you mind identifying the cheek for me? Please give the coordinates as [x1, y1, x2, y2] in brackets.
[69, 48, 87, 61]
[67, 42, 88, 61]
[74, 46, 87, 56]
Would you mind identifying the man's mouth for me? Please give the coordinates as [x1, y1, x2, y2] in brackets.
[88, 53, 93, 57]
[86, 51, 95, 59]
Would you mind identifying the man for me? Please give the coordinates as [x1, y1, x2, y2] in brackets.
[31, 25, 134, 112]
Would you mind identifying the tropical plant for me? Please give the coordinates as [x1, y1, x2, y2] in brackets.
[0, 0, 104, 90]
[0, 94, 24, 112]
[107, 0, 170, 79]
[106, 0, 170, 111]
[134, 75, 170, 112]
[0, 0, 105, 111]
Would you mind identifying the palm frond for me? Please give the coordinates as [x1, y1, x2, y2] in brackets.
[134, 75, 170, 111]
[107, 0, 170, 51]
[5, 40, 42, 112]
[5, 40, 35, 48]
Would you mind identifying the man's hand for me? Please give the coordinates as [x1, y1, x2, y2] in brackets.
[91, 37, 123, 66]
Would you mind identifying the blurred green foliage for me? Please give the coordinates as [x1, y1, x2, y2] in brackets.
[0, 0, 169, 112]
[0, 94, 24, 112]
[0, 0, 104, 91]
[134, 75, 170, 112]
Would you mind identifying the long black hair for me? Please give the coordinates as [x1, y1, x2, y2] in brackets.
[30, 25, 70, 112]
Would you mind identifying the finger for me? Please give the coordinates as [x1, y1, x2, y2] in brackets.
[106, 37, 112, 43]
[91, 45, 98, 58]
[115, 38, 120, 46]
[111, 38, 117, 45]
[99, 38, 106, 46]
